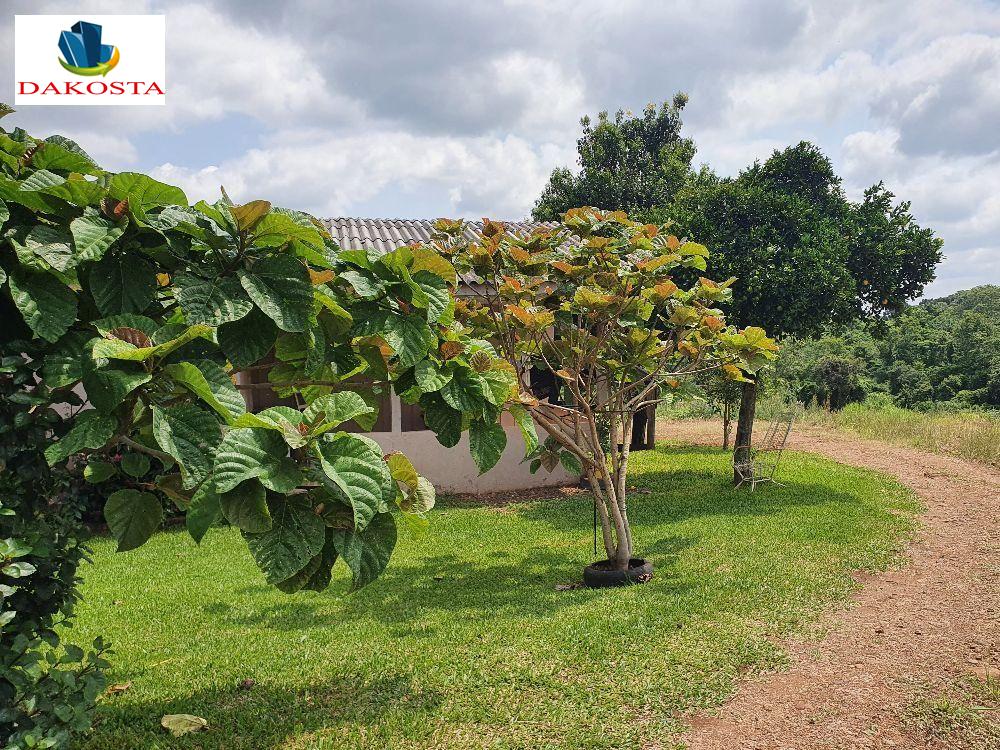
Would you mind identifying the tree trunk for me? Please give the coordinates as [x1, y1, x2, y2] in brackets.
[733, 374, 758, 484]
[722, 400, 731, 449]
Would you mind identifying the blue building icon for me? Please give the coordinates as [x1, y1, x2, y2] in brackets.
[58, 21, 115, 69]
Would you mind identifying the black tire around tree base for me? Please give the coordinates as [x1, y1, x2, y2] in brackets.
[583, 558, 654, 588]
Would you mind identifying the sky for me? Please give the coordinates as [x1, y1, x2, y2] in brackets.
[4, 0, 1000, 298]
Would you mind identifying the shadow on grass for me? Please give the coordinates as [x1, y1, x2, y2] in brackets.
[90, 672, 440, 750]
[199, 445, 862, 634]
[203, 540, 699, 634]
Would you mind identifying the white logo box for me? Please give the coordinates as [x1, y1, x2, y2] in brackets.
[14, 15, 166, 106]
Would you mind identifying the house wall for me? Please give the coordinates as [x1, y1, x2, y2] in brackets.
[235, 373, 578, 494]
[375, 400, 577, 494]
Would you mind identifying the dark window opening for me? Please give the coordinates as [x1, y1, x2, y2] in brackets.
[400, 401, 427, 432]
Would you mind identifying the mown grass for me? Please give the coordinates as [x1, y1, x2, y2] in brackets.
[69, 445, 919, 750]
[799, 404, 1000, 468]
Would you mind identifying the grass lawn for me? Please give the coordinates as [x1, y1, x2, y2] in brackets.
[69, 444, 919, 750]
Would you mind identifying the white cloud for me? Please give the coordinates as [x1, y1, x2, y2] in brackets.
[152, 129, 575, 219]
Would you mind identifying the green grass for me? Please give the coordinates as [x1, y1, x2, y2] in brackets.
[799, 403, 1000, 468]
[69, 445, 919, 750]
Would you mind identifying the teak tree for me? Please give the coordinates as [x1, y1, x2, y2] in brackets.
[433, 208, 777, 571]
[0, 111, 500, 746]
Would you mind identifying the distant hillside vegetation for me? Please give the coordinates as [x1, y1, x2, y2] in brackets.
[776, 285, 1000, 411]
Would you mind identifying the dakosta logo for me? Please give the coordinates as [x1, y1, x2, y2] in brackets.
[58, 21, 120, 77]
[14, 15, 165, 106]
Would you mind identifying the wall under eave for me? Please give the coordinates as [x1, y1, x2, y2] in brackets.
[369, 402, 577, 494]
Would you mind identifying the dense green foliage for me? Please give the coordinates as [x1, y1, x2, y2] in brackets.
[778, 286, 1000, 411]
[66, 445, 917, 749]
[1, 339, 109, 749]
[0, 112, 506, 747]
[533, 95, 694, 223]
[534, 99, 942, 339]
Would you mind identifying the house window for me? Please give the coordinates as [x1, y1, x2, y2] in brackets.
[400, 401, 427, 431]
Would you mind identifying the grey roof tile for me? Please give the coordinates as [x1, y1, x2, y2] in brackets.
[322, 217, 560, 254]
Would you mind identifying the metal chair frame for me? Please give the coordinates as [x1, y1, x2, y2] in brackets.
[733, 409, 796, 491]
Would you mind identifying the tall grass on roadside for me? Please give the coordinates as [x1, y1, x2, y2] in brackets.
[801, 402, 1000, 468]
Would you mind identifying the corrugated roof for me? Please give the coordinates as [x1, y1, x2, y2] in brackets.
[322, 218, 560, 255]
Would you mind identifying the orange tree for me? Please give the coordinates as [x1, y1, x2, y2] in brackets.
[431, 208, 777, 574]
[0, 110, 495, 747]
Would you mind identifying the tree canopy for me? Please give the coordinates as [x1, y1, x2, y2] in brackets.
[533, 99, 943, 339]
[532, 94, 695, 222]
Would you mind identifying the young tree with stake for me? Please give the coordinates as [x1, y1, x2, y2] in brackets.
[434, 208, 777, 577]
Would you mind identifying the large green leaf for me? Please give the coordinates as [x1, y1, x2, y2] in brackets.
[480, 368, 518, 406]
[233, 406, 306, 447]
[91, 323, 212, 362]
[441, 369, 488, 413]
[330, 512, 397, 591]
[186, 482, 222, 544]
[164, 360, 245, 424]
[243, 498, 326, 585]
[33, 138, 102, 175]
[83, 459, 116, 484]
[217, 307, 278, 369]
[275, 550, 324, 594]
[212, 428, 301, 494]
[104, 489, 162, 552]
[302, 392, 374, 433]
[82, 346, 152, 413]
[90, 252, 157, 315]
[43, 411, 117, 466]
[71, 207, 125, 263]
[382, 314, 433, 367]
[410, 270, 451, 322]
[151, 404, 221, 489]
[251, 212, 324, 250]
[509, 404, 539, 454]
[120, 453, 151, 477]
[420, 395, 462, 448]
[0, 172, 65, 212]
[39, 176, 105, 207]
[300, 530, 340, 592]
[315, 433, 393, 532]
[414, 360, 453, 393]
[340, 269, 384, 299]
[19, 225, 75, 272]
[238, 255, 312, 332]
[41, 331, 88, 387]
[219, 480, 271, 533]
[469, 421, 507, 474]
[8, 268, 76, 343]
[108, 172, 187, 211]
[174, 273, 253, 326]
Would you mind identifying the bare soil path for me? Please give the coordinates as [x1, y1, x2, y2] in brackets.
[657, 420, 1000, 750]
